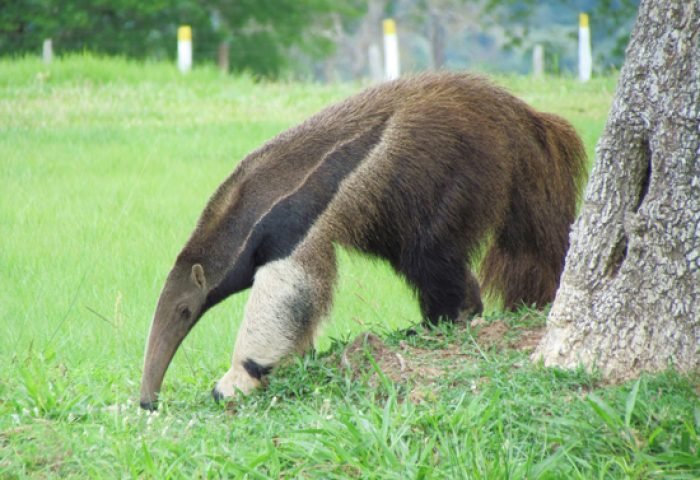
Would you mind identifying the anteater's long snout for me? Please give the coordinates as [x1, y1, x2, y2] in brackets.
[139, 315, 187, 411]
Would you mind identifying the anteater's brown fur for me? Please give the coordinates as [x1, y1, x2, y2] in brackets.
[190, 72, 587, 317]
[140, 72, 587, 409]
[477, 109, 587, 309]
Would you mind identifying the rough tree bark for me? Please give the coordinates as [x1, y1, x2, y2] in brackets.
[533, 0, 699, 380]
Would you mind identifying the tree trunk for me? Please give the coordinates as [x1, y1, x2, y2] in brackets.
[533, 0, 699, 381]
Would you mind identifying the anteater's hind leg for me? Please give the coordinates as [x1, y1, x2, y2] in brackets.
[213, 250, 335, 400]
[401, 246, 483, 325]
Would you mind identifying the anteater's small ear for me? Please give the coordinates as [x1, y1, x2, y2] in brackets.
[191, 264, 206, 290]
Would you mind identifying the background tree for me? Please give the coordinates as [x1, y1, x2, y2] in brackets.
[533, 0, 699, 380]
[2, 0, 640, 78]
[0, 0, 356, 78]
[486, 0, 639, 72]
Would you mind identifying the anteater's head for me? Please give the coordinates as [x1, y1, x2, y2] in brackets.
[139, 237, 257, 411]
[139, 261, 208, 411]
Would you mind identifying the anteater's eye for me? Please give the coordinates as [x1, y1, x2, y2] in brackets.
[176, 304, 191, 320]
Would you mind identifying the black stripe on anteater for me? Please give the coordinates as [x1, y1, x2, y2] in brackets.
[252, 119, 388, 264]
[203, 117, 388, 312]
[243, 358, 273, 380]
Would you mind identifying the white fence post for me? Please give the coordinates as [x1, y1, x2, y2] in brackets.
[578, 13, 592, 82]
[382, 19, 400, 81]
[42, 39, 53, 64]
[177, 25, 192, 73]
[532, 44, 544, 78]
[368, 43, 382, 83]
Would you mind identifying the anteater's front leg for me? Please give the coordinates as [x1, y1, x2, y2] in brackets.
[213, 249, 335, 401]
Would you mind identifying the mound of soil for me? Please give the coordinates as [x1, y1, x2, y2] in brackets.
[337, 319, 545, 402]
[470, 318, 545, 351]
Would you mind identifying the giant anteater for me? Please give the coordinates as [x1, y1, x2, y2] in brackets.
[140, 72, 586, 409]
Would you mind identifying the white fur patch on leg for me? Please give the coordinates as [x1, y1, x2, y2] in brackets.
[215, 258, 320, 400]
[214, 362, 260, 398]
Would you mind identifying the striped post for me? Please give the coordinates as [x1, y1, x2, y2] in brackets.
[578, 13, 592, 82]
[177, 26, 192, 73]
[383, 19, 400, 81]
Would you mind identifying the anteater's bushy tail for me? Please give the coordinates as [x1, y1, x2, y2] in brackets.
[480, 111, 587, 309]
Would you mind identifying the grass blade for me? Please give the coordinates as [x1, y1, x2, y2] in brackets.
[624, 379, 641, 428]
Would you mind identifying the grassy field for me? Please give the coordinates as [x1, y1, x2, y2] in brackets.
[1, 55, 698, 478]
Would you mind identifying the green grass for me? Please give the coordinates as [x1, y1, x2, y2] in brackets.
[1, 54, 698, 478]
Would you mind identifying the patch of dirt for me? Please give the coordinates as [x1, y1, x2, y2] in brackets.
[340, 331, 465, 402]
[341, 332, 410, 385]
[470, 318, 545, 352]
[473, 320, 510, 347]
[511, 327, 545, 351]
[337, 320, 546, 403]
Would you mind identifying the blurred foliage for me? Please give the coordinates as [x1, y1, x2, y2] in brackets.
[484, 0, 639, 71]
[0, 0, 639, 78]
[0, 0, 365, 78]
[586, 0, 640, 65]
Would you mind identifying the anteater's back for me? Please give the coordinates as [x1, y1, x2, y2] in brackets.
[290, 72, 586, 316]
[191, 72, 585, 319]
